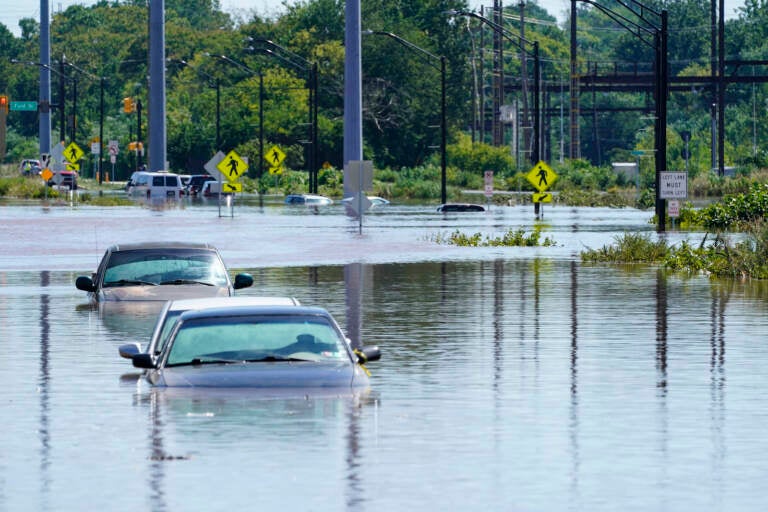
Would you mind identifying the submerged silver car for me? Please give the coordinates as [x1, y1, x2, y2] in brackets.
[118, 296, 302, 363]
[131, 305, 381, 388]
[75, 242, 253, 302]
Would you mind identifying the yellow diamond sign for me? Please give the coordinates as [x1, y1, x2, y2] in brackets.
[217, 150, 248, 182]
[265, 145, 286, 167]
[64, 142, 84, 163]
[526, 160, 558, 193]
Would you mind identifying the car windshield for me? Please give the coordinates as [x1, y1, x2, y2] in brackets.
[102, 249, 229, 287]
[165, 314, 347, 366]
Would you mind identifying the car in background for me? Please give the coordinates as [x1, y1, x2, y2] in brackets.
[126, 170, 183, 199]
[118, 296, 302, 364]
[75, 242, 253, 302]
[47, 170, 78, 190]
[19, 159, 41, 176]
[185, 174, 217, 196]
[284, 194, 333, 206]
[341, 195, 390, 207]
[130, 304, 382, 388]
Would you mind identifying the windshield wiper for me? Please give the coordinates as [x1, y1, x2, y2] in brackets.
[159, 279, 215, 286]
[103, 279, 158, 287]
[245, 355, 314, 362]
[167, 357, 242, 367]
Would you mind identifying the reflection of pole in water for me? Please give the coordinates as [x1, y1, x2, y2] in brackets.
[39, 271, 51, 502]
[654, 269, 669, 476]
[344, 399, 363, 509]
[710, 284, 727, 486]
[655, 270, 668, 392]
[344, 263, 364, 349]
[147, 391, 168, 511]
[493, 259, 504, 387]
[569, 261, 581, 501]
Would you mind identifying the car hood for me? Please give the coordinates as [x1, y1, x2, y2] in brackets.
[100, 284, 231, 302]
[149, 360, 369, 388]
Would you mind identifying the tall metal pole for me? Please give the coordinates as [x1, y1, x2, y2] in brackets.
[148, 0, 166, 171]
[39, 0, 51, 155]
[570, 0, 580, 159]
[440, 56, 447, 204]
[59, 57, 66, 144]
[344, 0, 363, 197]
[717, 0, 725, 176]
[215, 78, 220, 150]
[98, 77, 104, 185]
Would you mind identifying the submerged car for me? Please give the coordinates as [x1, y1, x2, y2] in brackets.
[118, 296, 302, 363]
[436, 203, 485, 212]
[284, 194, 333, 206]
[131, 305, 382, 388]
[75, 242, 253, 302]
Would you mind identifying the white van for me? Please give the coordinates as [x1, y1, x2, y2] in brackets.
[126, 171, 183, 199]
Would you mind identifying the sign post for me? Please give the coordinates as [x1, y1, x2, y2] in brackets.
[526, 160, 558, 219]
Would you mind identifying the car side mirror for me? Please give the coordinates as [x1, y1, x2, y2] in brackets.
[233, 273, 254, 290]
[75, 276, 96, 292]
[132, 353, 156, 369]
[356, 345, 381, 364]
[119, 343, 142, 360]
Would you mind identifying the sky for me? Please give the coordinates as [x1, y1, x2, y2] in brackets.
[0, 0, 748, 38]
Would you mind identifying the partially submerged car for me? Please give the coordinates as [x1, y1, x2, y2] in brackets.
[119, 296, 302, 363]
[131, 304, 381, 388]
[284, 194, 333, 206]
[75, 242, 253, 302]
[436, 203, 485, 212]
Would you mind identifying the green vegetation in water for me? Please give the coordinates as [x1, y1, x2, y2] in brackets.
[432, 227, 556, 247]
[581, 226, 768, 279]
[78, 193, 136, 206]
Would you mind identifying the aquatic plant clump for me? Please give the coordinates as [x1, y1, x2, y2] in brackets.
[581, 228, 768, 279]
[431, 227, 556, 247]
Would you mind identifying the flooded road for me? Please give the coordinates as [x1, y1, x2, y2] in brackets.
[1, 200, 766, 511]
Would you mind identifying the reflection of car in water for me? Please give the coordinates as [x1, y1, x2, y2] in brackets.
[131, 304, 381, 388]
[75, 242, 253, 303]
[284, 194, 333, 206]
[118, 296, 302, 364]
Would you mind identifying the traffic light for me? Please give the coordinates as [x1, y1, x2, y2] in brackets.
[0, 95, 8, 113]
[123, 97, 134, 114]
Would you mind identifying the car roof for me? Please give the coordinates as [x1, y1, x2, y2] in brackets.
[166, 296, 301, 312]
[179, 304, 330, 321]
[107, 241, 217, 252]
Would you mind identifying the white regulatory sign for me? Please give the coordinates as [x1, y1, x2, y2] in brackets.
[659, 172, 688, 199]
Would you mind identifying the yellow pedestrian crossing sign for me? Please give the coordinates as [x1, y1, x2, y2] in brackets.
[64, 142, 84, 163]
[526, 160, 557, 192]
[265, 145, 286, 167]
[217, 150, 248, 182]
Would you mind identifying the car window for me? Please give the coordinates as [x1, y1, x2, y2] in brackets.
[155, 310, 184, 354]
[166, 176, 179, 186]
[102, 249, 229, 286]
[165, 315, 346, 366]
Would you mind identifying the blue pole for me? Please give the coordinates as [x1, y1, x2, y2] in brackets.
[39, 0, 51, 154]
[343, 0, 363, 197]
[148, 0, 167, 171]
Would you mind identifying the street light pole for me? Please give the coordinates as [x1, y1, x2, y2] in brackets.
[445, 10, 541, 163]
[246, 39, 319, 193]
[362, 30, 448, 204]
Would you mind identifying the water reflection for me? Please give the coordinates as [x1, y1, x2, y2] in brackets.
[39, 271, 51, 506]
[133, 387, 379, 510]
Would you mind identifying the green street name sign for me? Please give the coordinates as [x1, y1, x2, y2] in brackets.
[10, 101, 38, 111]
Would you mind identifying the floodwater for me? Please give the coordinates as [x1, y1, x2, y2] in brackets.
[1, 198, 767, 511]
